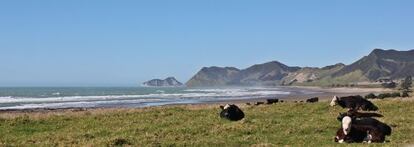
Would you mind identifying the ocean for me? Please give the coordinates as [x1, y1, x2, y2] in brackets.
[0, 87, 322, 110]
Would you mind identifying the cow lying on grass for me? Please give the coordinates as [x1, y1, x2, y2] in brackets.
[330, 95, 378, 111]
[219, 104, 245, 121]
[335, 125, 386, 143]
[266, 98, 279, 104]
[335, 116, 391, 143]
[342, 116, 391, 137]
[306, 97, 319, 103]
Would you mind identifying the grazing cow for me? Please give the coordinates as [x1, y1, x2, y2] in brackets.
[337, 111, 383, 122]
[306, 97, 319, 103]
[266, 98, 279, 104]
[219, 104, 245, 121]
[335, 125, 386, 143]
[330, 95, 379, 111]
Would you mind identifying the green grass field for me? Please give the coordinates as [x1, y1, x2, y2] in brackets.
[0, 99, 413, 146]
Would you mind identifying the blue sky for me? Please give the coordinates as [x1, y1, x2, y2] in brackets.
[0, 0, 413, 86]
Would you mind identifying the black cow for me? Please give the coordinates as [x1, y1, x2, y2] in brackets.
[219, 104, 245, 121]
[330, 95, 378, 111]
[306, 97, 319, 103]
[352, 118, 391, 136]
[266, 98, 279, 104]
[336, 110, 383, 122]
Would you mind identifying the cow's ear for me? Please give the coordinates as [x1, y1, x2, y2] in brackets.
[219, 105, 224, 110]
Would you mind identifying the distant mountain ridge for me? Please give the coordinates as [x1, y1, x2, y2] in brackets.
[185, 67, 240, 87]
[186, 49, 414, 87]
[332, 49, 414, 80]
[186, 61, 301, 87]
[143, 77, 183, 87]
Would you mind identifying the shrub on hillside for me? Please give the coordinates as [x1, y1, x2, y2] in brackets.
[365, 93, 377, 99]
[377, 92, 401, 99]
[400, 76, 413, 98]
[378, 93, 392, 99]
[391, 92, 401, 98]
[402, 91, 410, 97]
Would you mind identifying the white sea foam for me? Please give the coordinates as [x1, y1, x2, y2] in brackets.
[185, 87, 282, 92]
[0, 87, 297, 110]
[184, 88, 248, 92]
[0, 102, 98, 110]
[0, 94, 180, 104]
[0, 98, 168, 110]
[0, 88, 290, 104]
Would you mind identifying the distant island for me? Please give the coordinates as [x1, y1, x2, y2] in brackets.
[186, 49, 414, 87]
[142, 77, 184, 87]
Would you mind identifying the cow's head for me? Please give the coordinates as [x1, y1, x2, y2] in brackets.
[330, 96, 339, 106]
[220, 104, 232, 117]
[342, 116, 352, 135]
[220, 104, 231, 110]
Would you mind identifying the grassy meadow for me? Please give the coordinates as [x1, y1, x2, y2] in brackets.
[0, 98, 413, 146]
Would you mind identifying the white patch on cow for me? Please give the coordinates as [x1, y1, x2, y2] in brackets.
[223, 104, 231, 110]
[338, 139, 344, 143]
[342, 116, 352, 135]
[330, 96, 338, 106]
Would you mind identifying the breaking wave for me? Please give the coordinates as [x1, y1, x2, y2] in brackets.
[0, 87, 320, 110]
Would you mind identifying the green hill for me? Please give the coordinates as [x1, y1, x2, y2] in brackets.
[333, 49, 414, 80]
[186, 49, 414, 87]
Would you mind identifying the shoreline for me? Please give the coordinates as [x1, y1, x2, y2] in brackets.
[0, 86, 392, 114]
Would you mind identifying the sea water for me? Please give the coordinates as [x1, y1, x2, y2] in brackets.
[0, 87, 321, 110]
